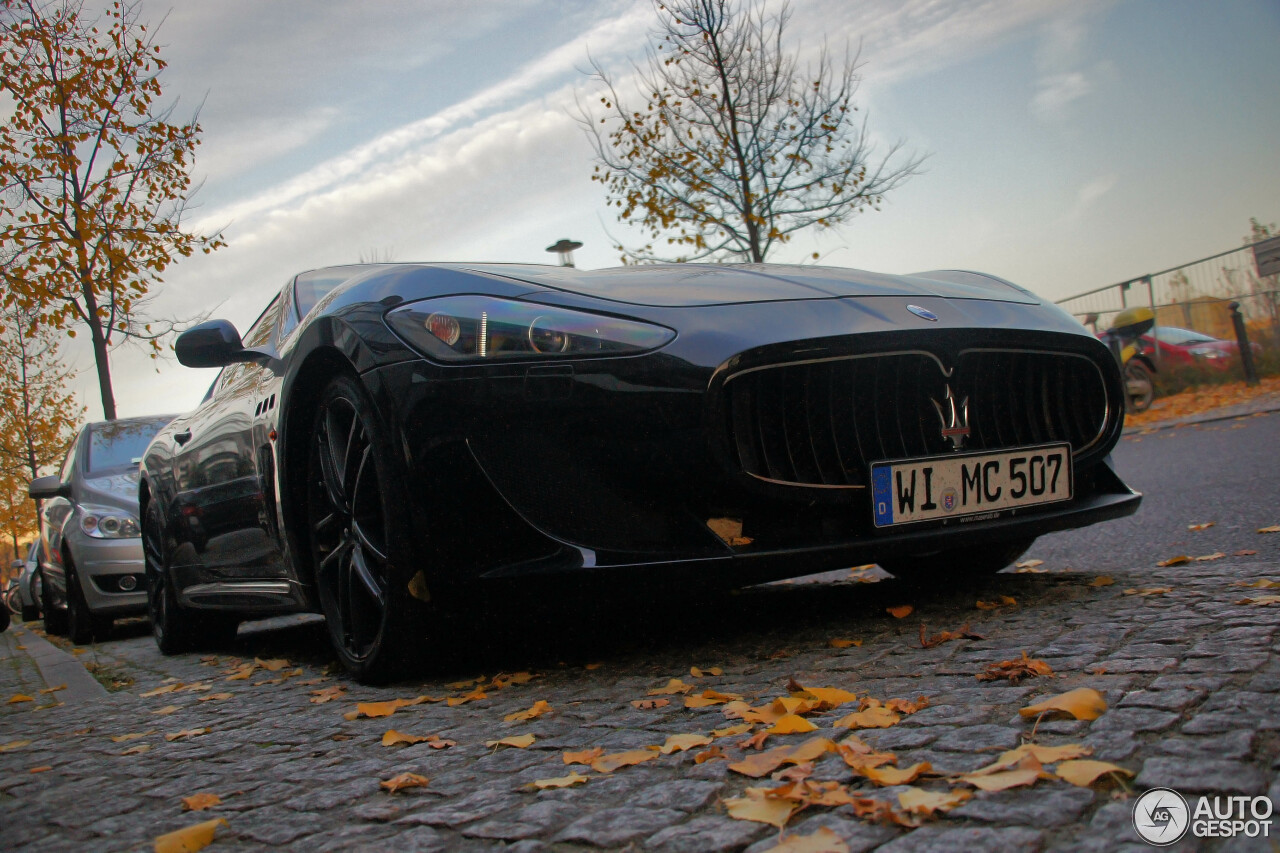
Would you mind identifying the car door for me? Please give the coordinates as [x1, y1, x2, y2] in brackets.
[170, 296, 288, 580]
[39, 431, 85, 599]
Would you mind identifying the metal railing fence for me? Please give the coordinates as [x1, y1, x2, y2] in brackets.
[1055, 240, 1280, 351]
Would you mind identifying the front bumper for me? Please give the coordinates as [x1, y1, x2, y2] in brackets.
[69, 535, 147, 616]
[363, 320, 1140, 591]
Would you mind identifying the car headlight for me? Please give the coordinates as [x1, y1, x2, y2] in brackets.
[79, 506, 141, 539]
[1188, 346, 1227, 360]
[385, 296, 675, 362]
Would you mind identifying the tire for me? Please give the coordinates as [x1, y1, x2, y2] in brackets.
[21, 571, 40, 622]
[143, 498, 239, 653]
[1124, 360, 1155, 413]
[65, 561, 110, 644]
[308, 373, 422, 683]
[879, 539, 1035, 587]
[41, 566, 68, 636]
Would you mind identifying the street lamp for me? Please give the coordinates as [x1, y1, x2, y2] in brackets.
[546, 238, 583, 268]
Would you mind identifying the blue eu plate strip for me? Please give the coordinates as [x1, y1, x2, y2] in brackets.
[871, 465, 893, 526]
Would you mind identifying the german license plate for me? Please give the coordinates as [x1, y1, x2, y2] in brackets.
[871, 443, 1072, 528]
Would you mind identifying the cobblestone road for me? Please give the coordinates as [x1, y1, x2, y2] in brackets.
[2, 415, 1279, 852]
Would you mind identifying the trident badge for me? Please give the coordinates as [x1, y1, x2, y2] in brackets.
[931, 385, 970, 450]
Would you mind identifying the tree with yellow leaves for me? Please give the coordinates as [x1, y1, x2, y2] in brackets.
[0, 305, 82, 560]
[583, 0, 922, 264]
[0, 0, 223, 420]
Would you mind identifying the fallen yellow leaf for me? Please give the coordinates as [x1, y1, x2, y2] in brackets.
[724, 791, 799, 828]
[1237, 579, 1280, 588]
[1019, 687, 1107, 721]
[658, 733, 712, 754]
[151, 705, 180, 716]
[110, 730, 155, 743]
[897, 787, 971, 815]
[197, 693, 233, 703]
[1237, 595, 1280, 606]
[886, 605, 913, 619]
[254, 657, 290, 671]
[769, 714, 818, 734]
[382, 730, 430, 747]
[0, 740, 32, 752]
[1259, 526, 1280, 534]
[1124, 587, 1172, 596]
[153, 818, 228, 853]
[695, 745, 727, 764]
[711, 723, 753, 738]
[790, 685, 858, 709]
[38, 684, 66, 694]
[181, 793, 222, 812]
[1089, 576, 1115, 587]
[119, 744, 150, 755]
[355, 699, 415, 718]
[763, 826, 850, 853]
[563, 747, 605, 765]
[8, 694, 34, 704]
[1055, 759, 1133, 787]
[833, 706, 899, 729]
[961, 765, 1042, 791]
[1188, 522, 1215, 531]
[860, 761, 932, 786]
[140, 684, 183, 697]
[590, 750, 659, 773]
[1195, 552, 1226, 562]
[828, 638, 861, 648]
[28, 766, 52, 773]
[309, 686, 347, 704]
[684, 689, 743, 708]
[631, 698, 670, 709]
[486, 734, 537, 749]
[1156, 556, 1189, 567]
[729, 745, 796, 778]
[504, 700, 551, 722]
[164, 728, 211, 742]
[648, 678, 694, 696]
[380, 772, 430, 793]
[1015, 559, 1044, 569]
[526, 772, 588, 790]
[690, 666, 723, 677]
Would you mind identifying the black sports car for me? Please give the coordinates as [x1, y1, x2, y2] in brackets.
[140, 262, 1140, 680]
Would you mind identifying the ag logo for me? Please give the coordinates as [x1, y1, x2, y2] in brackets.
[1132, 787, 1190, 845]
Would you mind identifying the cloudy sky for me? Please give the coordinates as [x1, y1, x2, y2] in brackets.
[55, 0, 1280, 419]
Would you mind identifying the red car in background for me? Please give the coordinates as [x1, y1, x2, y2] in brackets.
[1136, 326, 1262, 370]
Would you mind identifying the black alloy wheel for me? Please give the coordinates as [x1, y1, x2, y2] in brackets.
[878, 538, 1036, 588]
[308, 374, 419, 683]
[40, 566, 67, 635]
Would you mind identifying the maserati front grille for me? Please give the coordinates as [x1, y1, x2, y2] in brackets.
[723, 349, 1111, 488]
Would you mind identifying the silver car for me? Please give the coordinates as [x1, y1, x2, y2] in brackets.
[13, 540, 42, 622]
[29, 415, 174, 643]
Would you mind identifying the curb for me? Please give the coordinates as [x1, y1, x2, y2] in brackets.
[1122, 401, 1280, 436]
[0, 625, 108, 703]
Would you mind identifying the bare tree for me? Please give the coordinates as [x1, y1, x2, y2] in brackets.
[582, 0, 922, 264]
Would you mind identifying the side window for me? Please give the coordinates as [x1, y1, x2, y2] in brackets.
[242, 296, 284, 348]
[278, 278, 300, 341]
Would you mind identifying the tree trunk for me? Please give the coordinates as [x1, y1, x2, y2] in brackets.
[89, 320, 117, 421]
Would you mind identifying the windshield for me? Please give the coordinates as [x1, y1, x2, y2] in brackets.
[87, 417, 173, 473]
[1153, 327, 1218, 346]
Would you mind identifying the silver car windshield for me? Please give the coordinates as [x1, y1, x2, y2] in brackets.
[87, 418, 173, 473]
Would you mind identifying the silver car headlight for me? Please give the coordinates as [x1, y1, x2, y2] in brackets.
[385, 296, 675, 362]
[1188, 346, 1227, 360]
[79, 505, 141, 539]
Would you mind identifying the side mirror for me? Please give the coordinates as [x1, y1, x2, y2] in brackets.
[29, 475, 69, 500]
[11, 560, 23, 570]
[175, 320, 261, 368]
